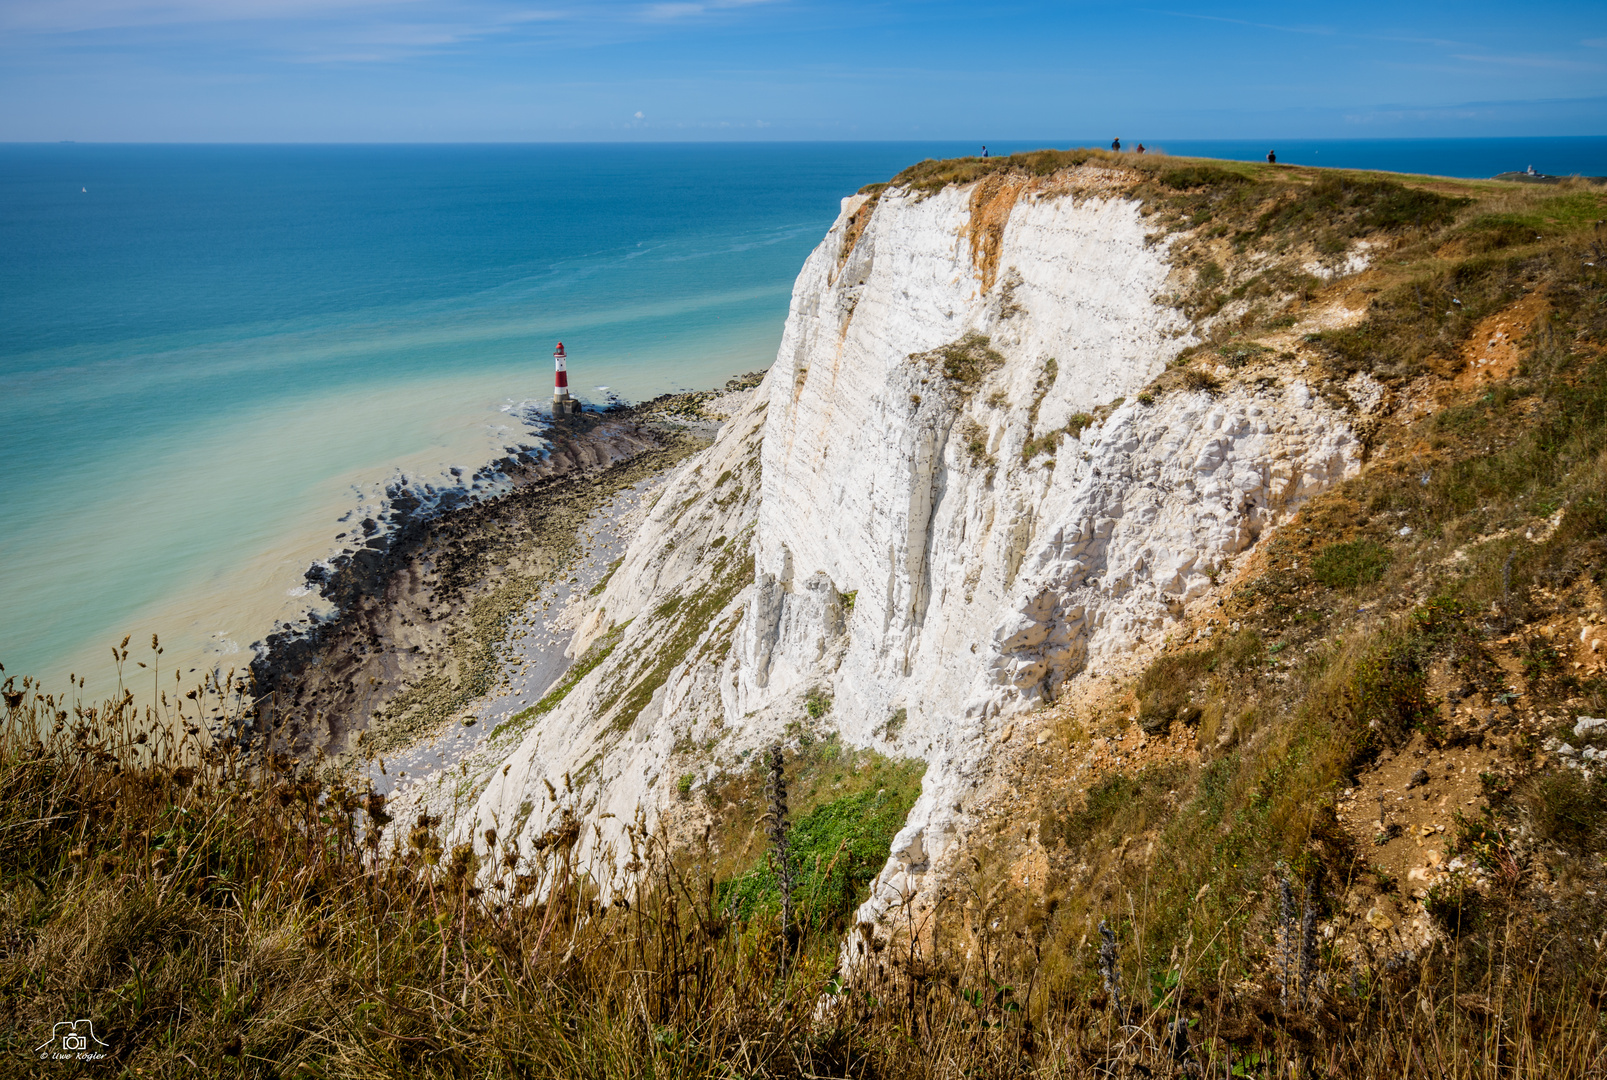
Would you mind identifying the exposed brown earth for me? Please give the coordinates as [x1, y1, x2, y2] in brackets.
[1457, 289, 1549, 389]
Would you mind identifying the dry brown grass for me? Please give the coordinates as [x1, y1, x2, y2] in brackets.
[3, 636, 1606, 1077]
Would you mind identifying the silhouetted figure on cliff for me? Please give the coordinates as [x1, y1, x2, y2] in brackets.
[1112, 137, 1121, 151]
[981, 146, 988, 158]
[1136, 143, 1146, 154]
[1267, 149, 1277, 164]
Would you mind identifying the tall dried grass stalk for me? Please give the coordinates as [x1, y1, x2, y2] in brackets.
[1, 658, 1605, 1076]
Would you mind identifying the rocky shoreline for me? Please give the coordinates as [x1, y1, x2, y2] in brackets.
[247, 375, 764, 770]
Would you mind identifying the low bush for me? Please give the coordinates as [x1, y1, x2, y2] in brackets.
[1254, 176, 1469, 241]
[803, 687, 832, 719]
[1424, 876, 1480, 934]
[1311, 539, 1391, 589]
[921, 332, 1004, 390]
[720, 783, 916, 930]
[1162, 165, 1253, 189]
[1522, 770, 1607, 851]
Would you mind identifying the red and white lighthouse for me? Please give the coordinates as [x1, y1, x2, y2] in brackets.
[552, 342, 581, 416]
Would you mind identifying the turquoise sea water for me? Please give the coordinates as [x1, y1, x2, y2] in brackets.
[3, 138, 1605, 693]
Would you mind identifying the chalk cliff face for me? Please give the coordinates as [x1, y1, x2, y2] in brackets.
[447, 167, 1367, 929]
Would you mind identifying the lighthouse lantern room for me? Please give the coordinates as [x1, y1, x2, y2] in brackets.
[552, 342, 581, 416]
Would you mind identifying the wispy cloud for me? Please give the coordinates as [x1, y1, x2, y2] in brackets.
[0, 0, 577, 64]
[1341, 91, 1607, 124]
[0, 0, 428, 33]
[1142, 8, 1471, 50]
[0, 0, 783, 62]
[1142, 9, 1333, 37]
[286, 21, 517, 63]
[638, 0, 778, 22]
[1452, 52, 1604, 71]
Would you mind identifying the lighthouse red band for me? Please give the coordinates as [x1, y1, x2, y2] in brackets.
[552, 342, 580, 415]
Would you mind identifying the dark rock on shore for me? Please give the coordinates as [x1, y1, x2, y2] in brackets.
[247, 389, 740, 763]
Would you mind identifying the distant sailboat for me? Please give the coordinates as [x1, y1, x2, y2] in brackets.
[81, 187, 86, 192]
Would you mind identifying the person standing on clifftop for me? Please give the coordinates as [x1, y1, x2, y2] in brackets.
[1111, 137, 1121, 151]
[1267, 149, 1277, 164]
[981, 146, 988, 158]
[1136, 143, 1146, 154]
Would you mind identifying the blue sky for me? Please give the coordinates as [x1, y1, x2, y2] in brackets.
[2, 0, 1603, 141]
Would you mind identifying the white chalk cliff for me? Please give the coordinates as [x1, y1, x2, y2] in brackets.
[447, 166, 1367, 941]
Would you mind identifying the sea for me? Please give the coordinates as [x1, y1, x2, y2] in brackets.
[4, 137, 1605, 699]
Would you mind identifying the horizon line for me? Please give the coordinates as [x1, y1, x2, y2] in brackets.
[8, 134, 1607, 147]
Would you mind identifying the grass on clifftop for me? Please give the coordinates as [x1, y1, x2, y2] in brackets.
[866, 145, 1598, 354]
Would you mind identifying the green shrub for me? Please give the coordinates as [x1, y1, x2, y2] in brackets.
[1346, 600, 1478, 754]
[1136, 653, 1212, 734]
[1425, 876, 1479, 934]
[1350, 642, 1435, 749]
[1522, 770, 1606, 851]
[1022, 413, 1095, 463]
[1218, 342, 1269, 368]
[1311, 540, 1391, 589]
[719, 776, 921, 929]
[1461, 215, 1539, 253]
[1449, 809, 1513, 872]
[960, 418, 993, 465]
[1161, 165, 1253, 190]
[882, 707, 906, 740]
[588, 556, 625, 596]
[1040, 764, 1187, 850]
[927, 332, 1004, 389]
[803, 687, 832, 720]
[1256, 177, 1469, 240]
